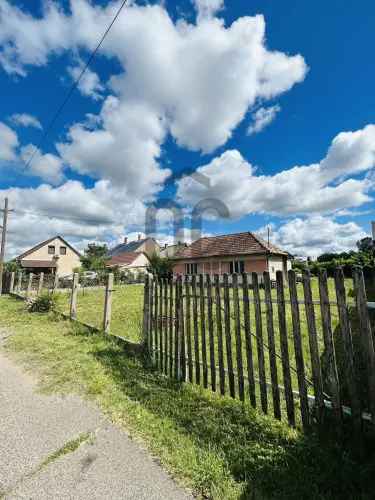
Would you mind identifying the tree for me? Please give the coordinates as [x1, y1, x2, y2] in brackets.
[80, 243, 109, 271]
[4, 260, 20, 273]
[147, 253, 174, 279]
[357, 237, 374, 254]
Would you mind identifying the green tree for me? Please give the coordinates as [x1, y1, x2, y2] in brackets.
[80, 243, 109, 271]
[4, 260, 20, 273]
[147, 253, 174, 279]
[356, 236, 374, 254]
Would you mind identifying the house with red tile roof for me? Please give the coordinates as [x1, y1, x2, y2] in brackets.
[172, 232, 291, 280]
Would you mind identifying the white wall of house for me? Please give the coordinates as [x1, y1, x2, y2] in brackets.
[118, 253, 150, 274]
[267, 256, 289, 281]
[22, 237, 81, 276]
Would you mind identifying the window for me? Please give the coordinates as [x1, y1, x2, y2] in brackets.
[271, 266, 275, 273]
[60, 246, 67, 255]
[48, 245, 55, 255]
[229, 260, 245, 274]
[185, 263, 198, 275]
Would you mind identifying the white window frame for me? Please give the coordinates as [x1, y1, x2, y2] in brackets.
[229, 260, 245, 274]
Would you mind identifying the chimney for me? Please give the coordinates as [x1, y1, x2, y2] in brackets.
[372, 221, 375, 240]
[124, 236, 128, 245]
[164, 243, 167, 249]
[138, 234, 141, 241]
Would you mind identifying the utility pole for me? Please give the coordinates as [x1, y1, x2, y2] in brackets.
[0, 198, 11, 295]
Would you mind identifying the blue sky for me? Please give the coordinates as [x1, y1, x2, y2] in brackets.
[0, 0, 374, 257]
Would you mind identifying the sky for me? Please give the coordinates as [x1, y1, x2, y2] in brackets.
[0, 0, 374, 258]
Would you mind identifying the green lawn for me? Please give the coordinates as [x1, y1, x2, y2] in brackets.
[0, 295, 373, 499]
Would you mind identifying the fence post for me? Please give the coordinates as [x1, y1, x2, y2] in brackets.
[353, 266, 375, 422]
[9, 272, 15, 294]
[103, 273, 114, 333]
[70, 273, 79, 320]
[16, 271, 22, 294]
[26, 273, 33, 298]
[38, 272, 44, 296]
[53, 272, 59, 292]
[142, 274, 150, 348]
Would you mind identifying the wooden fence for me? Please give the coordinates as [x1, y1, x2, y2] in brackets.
[143, 268, 375, 439]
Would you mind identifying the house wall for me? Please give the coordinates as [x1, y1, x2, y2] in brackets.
[173, 255, 269, 276]
[139, 239, 160, 257]
[22, 237, 81, 276]
[118, 253, 150, 274]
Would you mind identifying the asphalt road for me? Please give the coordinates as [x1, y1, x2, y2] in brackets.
[0, 347, 192, 499]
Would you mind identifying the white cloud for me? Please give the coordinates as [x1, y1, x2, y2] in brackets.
[0, 122, 18, 161]
[0, 1, 307, 195]
[1, 179, 147, 259]
[20, 145, 64, 185]
[247, 105, 280, 135]
[261, 217, 367, 257]
[176, 124, 375, 218]
[193, 0, 224, 21]
[9, 113, 42, 130]
[67, 62, 104, 100]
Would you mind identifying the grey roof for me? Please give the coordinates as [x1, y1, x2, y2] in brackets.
[107, 238, 157, 257]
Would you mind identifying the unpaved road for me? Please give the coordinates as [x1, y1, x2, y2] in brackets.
[0, 348, 192, 499]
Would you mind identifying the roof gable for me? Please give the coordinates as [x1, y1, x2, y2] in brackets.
[106, 252, 148, 267]
[108, 237, 159, 257]
[174, 232, 288, 259]
[17, 235, 81, 260]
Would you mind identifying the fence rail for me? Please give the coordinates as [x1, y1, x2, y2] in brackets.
[143, 268, 375, 439]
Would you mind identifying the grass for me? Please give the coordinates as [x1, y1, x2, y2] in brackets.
[1, 295, 374, 499]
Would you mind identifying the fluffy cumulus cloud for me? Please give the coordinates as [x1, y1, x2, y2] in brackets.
[262, 217, 367, 257]
[247, 105, 280, 135]
[0, 0, 307, 196]
[0, 122, 18, 161]
[67, 62, 104, 100]
[177, 124, 375, 217]
[20, 145, 64, 185]
[9, 113, 42, 129]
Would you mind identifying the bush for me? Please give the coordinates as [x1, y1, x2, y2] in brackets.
[27, 292, 59, 313]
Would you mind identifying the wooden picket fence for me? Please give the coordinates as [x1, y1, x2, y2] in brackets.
[143, 268, 375, 439]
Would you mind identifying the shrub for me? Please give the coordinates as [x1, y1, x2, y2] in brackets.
[28, 292, 59, 313]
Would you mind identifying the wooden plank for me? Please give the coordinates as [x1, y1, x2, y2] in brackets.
[199, 274, 208, 388]
[174, 276, 180, 380]
[169, 278, 174, 377]
[70, 273, 79, 320]
[9, 272, 15, 294]
[192, 275, 200, 384]
[163, 278, 169, 375]
[288, 270, 310, 431]
[206, 274, 216, 392]
[149, 277, 154, 362]
[214, 274, 225, 395]
[103, 273, 114, 334]
[185, 276, 193, 382]
[252, 272, 268, 414]
[318, 270, 342, 428]
[53, 272, 59, 291]
[232, 274, 244, 401]
[37, 272, 44, 296]
[26, 273, 33, 298]
[242, 273, 256, 407]
[302, 269, 325, 425]
[223, 273, 235, 398]
[276, 270, 295, 427]
[16, 271, 22, 294]
[159, 278, 164, 372]
[154, 277, 159, 368]
[334, 268, 362, 439]
[142, 275, 151, 352]
[353, 266, 375, 422]
[263, 271, 281, 419]
[179, 276, 186, 382]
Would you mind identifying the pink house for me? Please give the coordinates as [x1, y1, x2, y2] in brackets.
[173, 232, 291, 281]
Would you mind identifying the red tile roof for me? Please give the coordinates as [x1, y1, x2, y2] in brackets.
[106, 252, 141, 267]
[174, 232, 288, 260]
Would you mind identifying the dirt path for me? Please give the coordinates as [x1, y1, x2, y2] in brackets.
[0, 348, 192, 499]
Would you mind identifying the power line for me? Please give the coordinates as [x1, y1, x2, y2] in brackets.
[24, 0, 129, 171]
